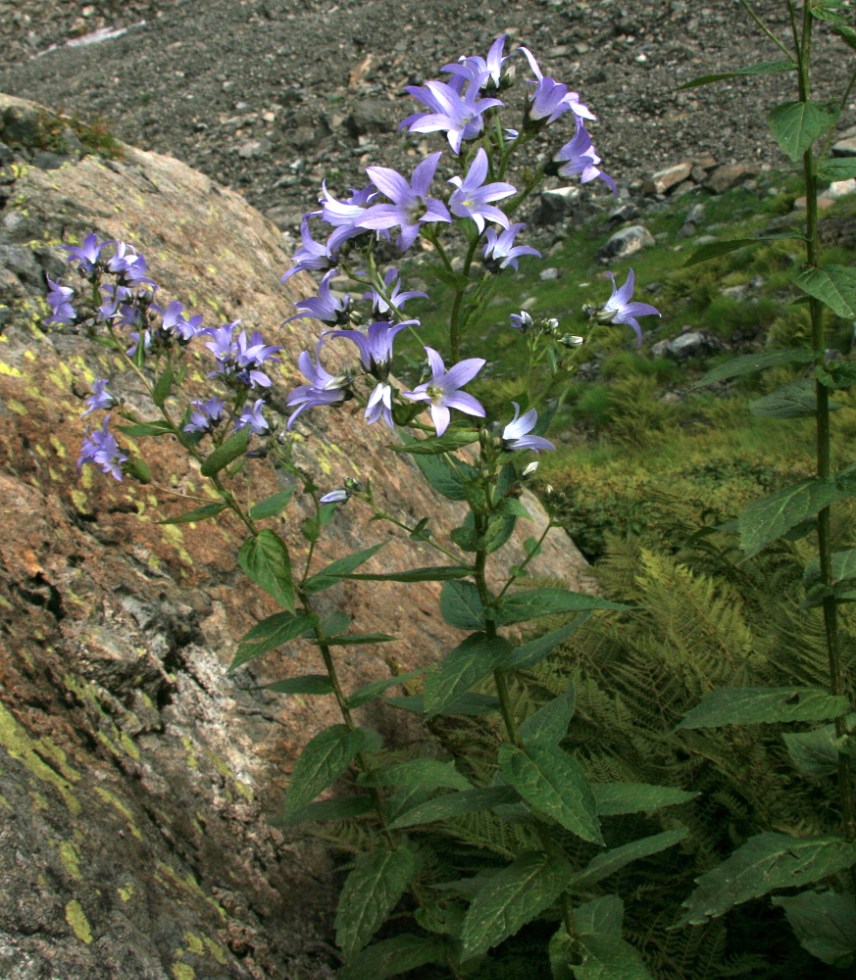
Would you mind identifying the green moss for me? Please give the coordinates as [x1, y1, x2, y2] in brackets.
[65, 900, 93, 944]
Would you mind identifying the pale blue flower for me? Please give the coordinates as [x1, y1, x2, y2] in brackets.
[235, 399, 269, 435]
[554, 120, 617, 195]
[596, 270, 661, 345]
[448, 148, 516, 233]
[282, 214, 331, 282]
[46, 276, 76, 325]
[364, 269, 426, 316]
[519, 47, 596, 126]
[403, 347, 486, 436]
[401, 81, 502, 154]
[502, 403, 554, 453]
[78, 415, 127, 480]
[286, 343, 351, 429]
[184, 397, 225, 434]
[82, 378, 115, 417]
[484, 223, 541, 271]
[287, 268, 351, 326]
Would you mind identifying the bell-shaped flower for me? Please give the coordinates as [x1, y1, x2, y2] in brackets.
[287, 268, 351, 326]
[448, 148, 516, 233]
[502, 403, 554, 453]
[78, 415, 127, 480]
[519, 47, 596, 126]
[403, 347, 486, 436]
[554, 120, 617, 195]
[596, 270, 661, 345]
[401, 81, 502, 154]
[286, 342, 351, 429]
[484, 223, 541, 271]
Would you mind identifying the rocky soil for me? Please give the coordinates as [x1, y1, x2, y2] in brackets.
[2, 0, 854, 237]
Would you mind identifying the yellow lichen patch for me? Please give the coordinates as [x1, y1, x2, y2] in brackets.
[0, 704, 82, 814]
[65, 900, 93, 944]
[184, 933, 205, 956]
[0, 360, 23, 377]
[23, 349, 36, 361]
[156, 861, 226, 921]
[49, 435, 67, 459]
[118, 883, 135, 902]
[6, 399, 28, 415]
[203, 937, 229, 965]
[181, 735, 199, 770]
[95, 786, 143, 841]
[172, 964, 195, 980]
[161, 523, 194, 567]
[58, 839, 83, 880]
[70, 489, 89, 513]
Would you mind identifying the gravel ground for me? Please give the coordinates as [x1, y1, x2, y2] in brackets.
[1, 0, 854, 234]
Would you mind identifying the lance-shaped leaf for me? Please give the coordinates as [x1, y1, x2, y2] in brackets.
[118, 419, 175, 437]
[158, 500, 228, 525]
[335, 842, 419, 959]
[694, 348, 814, 388]
[439, 580, 487, 630]
[263, 673, 333, 696]
[239, 529, 295, 612]
[344, 565, 474, 583]
[503, 619, 589, 671]
[358, 758, 471, 791]
[230, 611, 318, 670]
[738, 477, 844, 558]
[280, 795, 374, 826]
[677, 686, 850, 728]
[424, 633, 511, 718]
[819, 158, 856, 181]
[248, 488, 294, 520]
[303, 542, 386, 594]
[495, 588, 628, 626]
[783, 714, 856, 778]
[767, 100, 839, 161]
[460, 851, 573, 960]
[346, 667, 426, 709]
[571, 827, 689, 890]
[679, 60, 796, 89]
[391, 429, 480, 454]
[498, 744, 602, 844]
[685, 234, 801, 267]
[772, 890, 856, 969]
[793, 264, 856, 319]
[388, 785, 519, 830]
[592, 783, 698, 816]
[200, 426, 250, 476]
[339, 934, 448, 980]
[749, 379, 834, 419]
[519, 686, 576, 750]
[678, 832, 856, 926]
[151, 363, 174, 408]
[282, 724, 368, 817]
[550, 896, 653, 980]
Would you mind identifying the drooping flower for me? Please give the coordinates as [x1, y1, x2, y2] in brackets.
[235, 398, 270, 435]
[64, 233, 105, 274]
[281, 213, 331, 282]
[502, 403, 554, 453]
[319, 182, 380, 256]
[401, 80, 503, 155]
[594, 270, 661, 345]
[45, 276, 76, 325]
[286, 343, 351, 430]
[360, 153, 451, 251]
[483, 223, 541, 271]
[519, 47, 596, 126]
[78, 415, 127, 480]
[402, 347, 486, 436]
[363, 268, 427, 316]
[553, 119, 617, 195]
[107, 241, 153, 285]
[159, 299, 203, 341]
[448, 148, 516, 233]
[183, 397, 225, 434]
[509, 310, 534, 332]
[286, 268, 351, 326]
[442, 34, 514, 93]
[82, 378, 115, 417]
[204, 322, 282, 389]
[319, 488, 350, 504]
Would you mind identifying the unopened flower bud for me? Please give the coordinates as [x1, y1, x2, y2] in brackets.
[559, 334, 584, 348]
[522, 461, 539, 477]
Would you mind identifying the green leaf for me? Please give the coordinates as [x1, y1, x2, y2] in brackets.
[503, 619, 590, 671]
[804, 549, 856, 590]
[678, 60, 796, 89]
[388, 786, 519, 830]
[738, 477, 844, 558]
[592, 783, 698, 816]
[158, 501, 228, 525]
[391, 429, 480, 454]
[833, 23, 856, 51]
[345, 565, 474, 583]
[400, 434, 478, 500]
[677, 686, 850, 728]
[239, 529, 295, 612]
[283, 724, 368, 817]
[117, 420, 175, 437]
[749, 378, 828, 419]
[230, 611, 318, 670]
[200, 427, 250, 476]
[772, 890, 856, 969]
[325, 632, 396, 646]
[520, 686, 576, 750]
[346, 668, 426, 709]
[565, 897, 653, 980]
[818, 157, 856, 181]
[279, 795, 374, 826]
[498, 744, 603, 844]
[248, 488, 295, 520]
[694, 348, 814, 387]
[767, 100, 839, 161]
[424, 633, 511, 718]
[263, 674, 333, 695]
[496, 588, 628, 626]
[335, 842, 419, 959]
[460, 851, 574, 959]
[783, 715, 856, 778]
[386, 691, 500, 716]
[684, 235, 799, 267]
[571, 828, 689, 890]
[339, 934, 448, 980]
[793, 264, 856, 318]
[358, 758, 471, 791]
[679, 832, 856, 926]
[816, 359, 856, 392]
[151, 363, 174, 408]
[439, 580, 487, 630]
[303, 542, 386, 594]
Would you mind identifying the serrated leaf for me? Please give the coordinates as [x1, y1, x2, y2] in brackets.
[345, 565, 473, 583]
[230, 611, 318, 670]
[358, 758, 471, 791]
[496, 588, 628, 626]
[248, 488, 294, 520]
[592, 783, 698, 816]
[391, 429, 480, 454]
[303, 542, 386, 594]
[460, 851, 573, 959]
[503, 619, 589, 671]
[439, 579, 487, 630]
[804, 549, 856, 589]
[279, 794, 374, 826]
[571, 828, 689, 890]
[772, 890, 856, 968]
[794, 264, 856, 318]
[239, 529, 295, 612]
[694, 348, 814, 387]
[749, 378, 823, 418]
[283, 724, 367, 817]
[783, 715, 856, 777]
[679, 832, 856, 926]
[339, 934, 448, 980]
[386, 691, 500, 716]
[335, 843, 418, 959]
[158, 501, 228, 525]
[833, 23, 856, 50]
[738, 477, 844, 558]
[388, 786, 519, 830]
[768, 100, 839, 161]
[263, 674, 333, 695]
[346, 668, 426, 709]
[818, 158, 856, 181]
[151, 363, 174, 408]
[520, 686, 576, 750]
[117, 420, 174, 437]
[568, 897, 653, 980]
[677, 686, 850, 728]
[678, 60, 796, 89]
[200, 427, 250, 476]
[424, 633, 511, 718]
[498, 744, 602, 844]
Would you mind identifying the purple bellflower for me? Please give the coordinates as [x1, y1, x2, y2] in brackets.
[364, 268, 427, 316]
[360, 153, 451, 252]
[319, 488, 350, 504]
[448, 148, 516, 233]
[184, 397, 225, 434]
[204, 322, 282, 389]
[82, 378, 115, 417]
[287, 268, 351, 326]
[286, 343, 351, 430]
[64, 233, 106, 274]
[403, 347, 486, 436]
[595, 270, 661, 345]
[401, 81, 502, 155]
[281, 214, 331, 282]
[78, 415, 127, 481]
[442, 34, 513, 93]
[554, 120, 617, 195]
[502, 403, 554, 453]
[159, 299, 203, 342]
[319, 182, 380, 256]
[46, 276, 76, 325]
[509, 310, 534, 332]
[235, 399, 270, 435]
[519, 47, 596, 126]
[484, 223, 541, 271]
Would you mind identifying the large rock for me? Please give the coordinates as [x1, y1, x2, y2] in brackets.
[0, 94, 590, 978]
